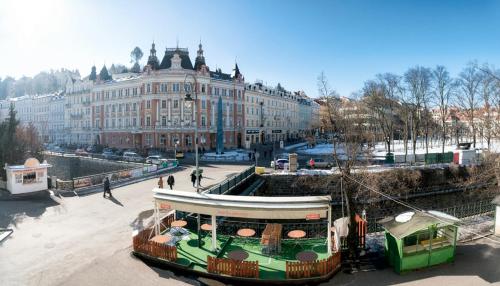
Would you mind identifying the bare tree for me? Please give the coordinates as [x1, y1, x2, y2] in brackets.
[404, 66, 432, 156]
[457, 63, 482, 148]
[431, 65, 456, 153]
[318, 72, 371, 270]
[478, 71, 495, 149]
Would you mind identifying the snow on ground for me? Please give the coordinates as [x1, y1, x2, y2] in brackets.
[296, 139, 500, 156]
[458, 215, 495, 241]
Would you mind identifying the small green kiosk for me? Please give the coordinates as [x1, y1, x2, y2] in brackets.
[379, 210, 459, 273]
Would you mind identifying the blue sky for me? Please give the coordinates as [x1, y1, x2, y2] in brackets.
[1, 0, 500, 97]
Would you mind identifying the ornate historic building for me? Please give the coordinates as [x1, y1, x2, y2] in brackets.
[65, 43, 246, 152]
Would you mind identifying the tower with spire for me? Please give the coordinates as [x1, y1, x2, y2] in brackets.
[146, 42, 160, 70]
[194, 42, 206, 71]
[231, 62, 243, 81]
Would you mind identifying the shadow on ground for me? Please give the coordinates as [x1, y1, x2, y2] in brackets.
[324, 242, 500, 285]
[0, 190, 61, 229]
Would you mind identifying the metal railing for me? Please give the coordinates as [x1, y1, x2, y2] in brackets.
[366, 199, 495, 233]
[204, 165, 255, 195]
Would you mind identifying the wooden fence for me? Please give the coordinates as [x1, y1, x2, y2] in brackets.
[132, 214, 177, 262]
[207, 256, 259, 278]
[286, 252, 341, 279]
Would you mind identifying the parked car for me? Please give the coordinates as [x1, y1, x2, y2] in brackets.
[123, 151, 143, 162]
[271, 158, 289, 169]
[75, 148, 89, 156]
[175, 151, 185, 159]
[309, 158, 332, 169]
[102, 151, 119, 160]
[146, 155, 167, 164]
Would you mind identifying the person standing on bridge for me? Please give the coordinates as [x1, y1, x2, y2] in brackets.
[167, 175, 175, 190]
[103, 177, 112, 198]
[191, 172, 196, 187]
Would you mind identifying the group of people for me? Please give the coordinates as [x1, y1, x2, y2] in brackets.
[103, 170, 202, 199]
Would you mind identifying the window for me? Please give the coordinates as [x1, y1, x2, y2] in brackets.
[112, 105, 115, 112]
[202, 84, 206, 93]
[125, 104, 129, 112]
[147, 84, 151, 93]
[132, 118, 137, 127]
[112, 119, 116, 128]
[201, 100, 206, 109]
[146, 116, 151, 126]
[22, 172, 36, 184]
[160, 135, 166, 145]
[173, 83, 180, 92]
[162, 116, 166, 126]
[162, 100, 167, 109]
[184, 83, 191, 92]
[174, 100, 179, 108]
[146, 100, 151, 109]
[201, 116, 206, 126]
[132, 103, 137, 111]
[133, 88, 138, 96]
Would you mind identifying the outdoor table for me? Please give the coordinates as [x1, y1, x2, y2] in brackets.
[237, 228, 256, 243]
[296, 250, 318, 262]
[171, 220, 187, 228]
[287, 230, 306, 249]
[151, 234, 172, 244]
[227, 249, 249, 261]
[201, 223, 213, 231]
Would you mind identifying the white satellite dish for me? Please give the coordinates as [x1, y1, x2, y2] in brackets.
[395, 211, 415, 223]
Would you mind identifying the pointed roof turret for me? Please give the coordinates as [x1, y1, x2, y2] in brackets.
[89, 65, 97, 81]
[99, 65, 112, 81]
[194, 42, 206, 71]
[231, 62, 242, 79]
[146, 42, 160, 70]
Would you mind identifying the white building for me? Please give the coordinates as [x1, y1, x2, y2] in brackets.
[6, 93, 65, 143]
[244, 82, 318, 147]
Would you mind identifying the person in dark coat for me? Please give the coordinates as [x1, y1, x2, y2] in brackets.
[103, 177, 112, 198]
[197, 173, 202, 186]
[167, 175, 175, 190]
[191, 173, 196, 187]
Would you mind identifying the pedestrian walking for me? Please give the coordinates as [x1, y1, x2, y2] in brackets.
[103, 177, 112, 198]
[167, 175, 175, 190]
[309, 158, 315, 169]
[197, 173, 203, 186]
[191, 173, 196, 187]
[158, 176, 164, 188]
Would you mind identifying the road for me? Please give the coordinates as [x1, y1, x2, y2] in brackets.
[0, 163, 249, 286]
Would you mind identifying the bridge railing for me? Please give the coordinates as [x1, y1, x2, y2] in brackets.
[203, 165, 255, 195]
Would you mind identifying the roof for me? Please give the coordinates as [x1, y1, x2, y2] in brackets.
[210, 70, 232, 81]
[378, 210, 459, 240]
[153, 189, 331, 219]
[159, 48, 194, 70]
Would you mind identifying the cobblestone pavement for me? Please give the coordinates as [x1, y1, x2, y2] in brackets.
[0, 163, 249, 286]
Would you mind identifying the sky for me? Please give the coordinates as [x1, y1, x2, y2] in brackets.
[1, 0, 500, 97]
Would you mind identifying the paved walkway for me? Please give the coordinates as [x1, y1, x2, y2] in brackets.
[0, 163, 249, 286]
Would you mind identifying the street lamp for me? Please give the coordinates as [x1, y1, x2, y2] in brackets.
[184, 73, 203, 248]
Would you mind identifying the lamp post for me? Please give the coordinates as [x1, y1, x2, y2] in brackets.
[184, 73, 202, 248]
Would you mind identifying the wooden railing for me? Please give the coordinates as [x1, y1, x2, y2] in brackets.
[207, 256, 259, 278]
[286, 252, 341, 279]
[132, 214, 177, 262]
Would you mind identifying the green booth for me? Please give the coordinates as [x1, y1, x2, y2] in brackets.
[379, 210, 459, 274]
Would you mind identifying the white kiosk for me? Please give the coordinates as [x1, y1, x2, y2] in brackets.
[4, 158, 52, 195]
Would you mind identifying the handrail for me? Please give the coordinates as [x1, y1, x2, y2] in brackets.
[203, 165, 255, 194]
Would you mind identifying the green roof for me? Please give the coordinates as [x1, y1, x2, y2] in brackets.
[378, 210, 459, 240]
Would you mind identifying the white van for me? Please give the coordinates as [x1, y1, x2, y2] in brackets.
[123, 152, 143, 162]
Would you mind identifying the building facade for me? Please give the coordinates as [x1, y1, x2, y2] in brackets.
[1, 42, 320, 151]
[244, 82, 319, 148]
[65, 43, 246, 152]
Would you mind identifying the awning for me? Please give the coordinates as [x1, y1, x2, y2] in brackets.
[378, 210, 459, 240]
[153, 188, 331, 220]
